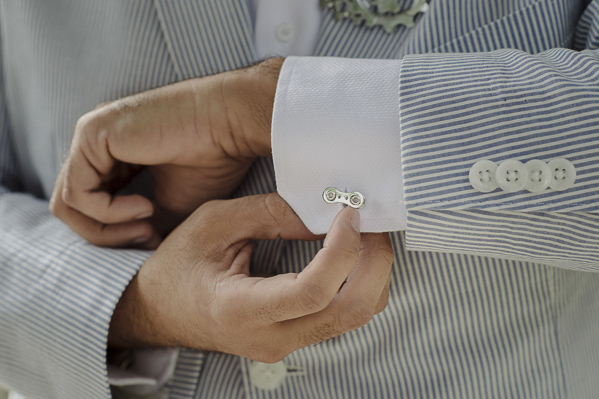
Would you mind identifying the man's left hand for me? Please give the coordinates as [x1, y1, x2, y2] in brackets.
[50, 59, 282, 248]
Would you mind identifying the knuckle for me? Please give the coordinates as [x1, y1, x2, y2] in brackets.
[297, 283, 331, 313]
[93, 214, 113, 225]
[298, 313, 340, 347]
[341, 301, 374, 331]
[327, 245, 360, 266]
[79, 232, 106, 247]
[61, 183, 78, 208]
[360, 246, 395, 268]
[377, 243, 395, 265]
[197, 199, 225, 220]
[374, 294, 389, 315]
[362, 234, 395, 263]
[135, 222, 155, 241]
[374, 302, 388, 315]
[48, 193, 61, 216]
[74, 114, 90, 135]
[192, 200, 223, 231]
[88, 237, 110, 247]
[75, 110, 111, 154]
[212, 283, 252, 326]
[74, 112, 100, 140]
[252, 346, 290, 364]
[92, 202, 125, 225]
[263, 193, 293, 226]
[250, 302, 283, 324]
[210, 285, 238, 320]
[88, 228, 113, 247]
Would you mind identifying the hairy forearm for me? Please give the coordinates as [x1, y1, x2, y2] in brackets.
[224, 57, 283, 157]
[108, 274, 155, 348]
[108, 270, 180, 349]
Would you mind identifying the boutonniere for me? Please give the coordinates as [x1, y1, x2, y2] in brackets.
[320, 0, 430, 33]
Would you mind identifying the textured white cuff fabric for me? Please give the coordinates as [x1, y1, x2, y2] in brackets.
[272, 56, 406, 234]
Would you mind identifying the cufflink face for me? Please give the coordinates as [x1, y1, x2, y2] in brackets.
[323, 187, 365, 209]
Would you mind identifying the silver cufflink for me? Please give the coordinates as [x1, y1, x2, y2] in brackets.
[322, 187, 365, 209]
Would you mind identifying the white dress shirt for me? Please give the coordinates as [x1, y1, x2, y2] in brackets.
[250, 0, 321, 59]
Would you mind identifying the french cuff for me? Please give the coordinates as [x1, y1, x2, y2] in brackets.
[272, 56, 406, 234]
[47, 242, 154, 399]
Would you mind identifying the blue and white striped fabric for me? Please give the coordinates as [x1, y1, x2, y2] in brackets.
[1, 1, 598, 399]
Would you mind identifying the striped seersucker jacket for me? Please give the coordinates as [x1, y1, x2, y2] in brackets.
[1, 0, 599, 398]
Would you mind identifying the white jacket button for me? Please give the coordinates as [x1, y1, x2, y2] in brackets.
[496, 160, 528, 193]
[525, 159, 552, 193]
[469, 160, 498, 193]
[249, 361, 288, 390]
[548, 158, 576, 191]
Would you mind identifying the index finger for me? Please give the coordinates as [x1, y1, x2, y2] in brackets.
[51, 170, 161, 248]
[233, 207, 362, 322]
[61, 146, 154, 224]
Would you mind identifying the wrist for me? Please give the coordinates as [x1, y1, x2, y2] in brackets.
[109, 254, 214, 351]
[108, 267, 179, 349]
[108, 274, 156, 349]
[228, 57, 283, 158]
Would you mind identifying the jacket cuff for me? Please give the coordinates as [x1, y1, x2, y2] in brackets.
[399, 49, 599, 268]
[0, 194, 153, 399]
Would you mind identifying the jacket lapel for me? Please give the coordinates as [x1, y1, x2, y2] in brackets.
[314, 0, 582, 60]
[153, 0, 287, 276]
[153, 0, 256, 80]
[312, 0, 504, 59]
[398, 0, 584, 57]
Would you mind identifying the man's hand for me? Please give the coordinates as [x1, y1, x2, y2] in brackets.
[108, 194, 394, 362]
[50, 59, 282, 248]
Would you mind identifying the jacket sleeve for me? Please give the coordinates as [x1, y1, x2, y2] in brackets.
[398, 3, 599, 271]
[272, 1, 599, 271]
[0, 38, 152, 399]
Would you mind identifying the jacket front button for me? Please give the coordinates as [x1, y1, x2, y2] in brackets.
[548, 158, 576, 191]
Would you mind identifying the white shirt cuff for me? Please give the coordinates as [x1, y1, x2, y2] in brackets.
[272, 56, 406, 234]
[107, 348, 179, 396]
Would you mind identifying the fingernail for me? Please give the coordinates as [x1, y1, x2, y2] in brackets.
[131, 236, 149, 245]
[349, 209, 360, 233]
[135, 211, 152, 220]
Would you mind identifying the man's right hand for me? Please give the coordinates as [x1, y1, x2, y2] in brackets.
[108, 193, 393, 362]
